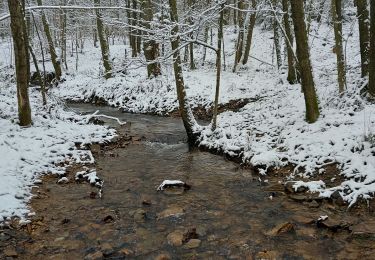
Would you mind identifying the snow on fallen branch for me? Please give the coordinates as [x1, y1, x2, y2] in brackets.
[84, 110, 127, 126]
[157, 180, 191, 191]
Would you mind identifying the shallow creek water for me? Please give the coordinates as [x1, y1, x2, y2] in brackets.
[1, 104, 375, 260]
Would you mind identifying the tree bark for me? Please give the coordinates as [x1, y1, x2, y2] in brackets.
[212, 3, 225, 130]
[94, 0, 112, 79]
[141, 0, 161, 78]
[168, 0, 199, 144]
[36, 0, 62, 80]
[282, 0, 297, 83]
[131, 0, 138, 57]
[290, 0, 320, 123]
[273, 0, 282, 70]
[233, 0, 245, 72]
[355, 0, 370, 78]
[29, 45, 47, 105]
[369, 0, 375, 96]
[242, 0, 256, 65]
[332, 0, 346, 94]
[188, 0, 196, 70]
[8, 0, 32, 126]
[60, 0, 68, 70]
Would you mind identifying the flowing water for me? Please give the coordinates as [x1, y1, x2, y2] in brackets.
[1, 104, 375, 260]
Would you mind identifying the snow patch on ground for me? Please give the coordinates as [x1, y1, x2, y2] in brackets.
[0, 77, 116, 221]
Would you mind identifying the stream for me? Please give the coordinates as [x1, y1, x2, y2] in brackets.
[1, 103, 375, 260]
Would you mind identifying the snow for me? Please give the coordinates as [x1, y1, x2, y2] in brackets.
[0, 68, 116, 221]
[1, 5, 374, 215]
[48, 21, 375, 205]
[157, 180, 185, 191]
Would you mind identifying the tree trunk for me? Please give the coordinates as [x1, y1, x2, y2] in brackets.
[233, 0, 245, 72]
[242, 0, 256, 65]
[355, 0, 370, 78]
[29, 45, 47, 105]
[36, 0, 62, 80]
[282, 0, 297, 83]
[212, 3, 225, 130]
[8, 0, 32, 127]
[273, 0, 282, 69]
[332, 0, 346, 94]
[202, 25, 209, 66]
[290, 0, 320, 123]
[131, 0, 138, 57]
[94, 0, 112, 79]
[168, 0, 199, 144]
[141, 0, 161, 78]
[60, 0, 68, 70]
[369, 0, 375, 96]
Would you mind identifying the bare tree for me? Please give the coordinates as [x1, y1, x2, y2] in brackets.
[36, 0, 62, 80]
[94, 0, 112, 79]
[282, 0, 297, 84]
[169, 0, 199, 144]
[212, 2, 225, 130]
[332, 0, 346, 94]
[8, 0, 32, 126]
[141, 0, 161, 78]
[272, 0, 282, 69]
[233, 0, 245, 72]
[290, 0, 320, 123]
[242, 0, 257, 65]
[354, 0, 370, 78]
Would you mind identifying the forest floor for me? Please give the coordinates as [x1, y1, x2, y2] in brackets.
[0, 18, 375, 232]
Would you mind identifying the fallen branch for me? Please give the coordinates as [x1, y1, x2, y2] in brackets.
[86, 110, 127, 125]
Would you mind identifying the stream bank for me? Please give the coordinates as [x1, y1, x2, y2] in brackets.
[1, 103, 375, 259]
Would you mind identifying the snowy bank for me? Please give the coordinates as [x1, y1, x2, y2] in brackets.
[0, 79, 116, 222]
[48, 24, 374, 205]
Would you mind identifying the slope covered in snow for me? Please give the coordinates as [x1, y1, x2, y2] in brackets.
[50, 21, 375, 205]
[0, 69, 116, 221]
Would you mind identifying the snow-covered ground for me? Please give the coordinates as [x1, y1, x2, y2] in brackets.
[49, 22, 375, 206]
[1, 14, 374, 219]
[0, 66, 116, 221]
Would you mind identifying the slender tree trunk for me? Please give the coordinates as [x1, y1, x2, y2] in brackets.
[94, 0, 112, 79]
[242, 0, 256, 65]
[36, 0, 62, 80]
[233, 0, 245, 72]
[233, 0, 238, 28]
[141, 0, 161, 78]
[332, 0, 346, 94]
[290, 0, 320, 123]
[188, 0, 196, 70]
[282, 0, 297, 83]
[212, 3, 225, 130]
[168, 0, 199, 144]
[29, 45, 47, 105]
[273, 0, 282, 69]
[202, 26, 209, 66]
[60, 0, 68, 70]
[131, 0, 138, 57]
[8, 0, 32, 126]
[369, 0, 375, 96]
[126, 0, 134, 54]
[355, 0, 370, 78]
[93, 28, 98, 47]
